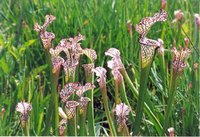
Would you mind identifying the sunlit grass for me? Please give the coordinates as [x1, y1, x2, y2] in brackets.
[0, 0, 199, 136]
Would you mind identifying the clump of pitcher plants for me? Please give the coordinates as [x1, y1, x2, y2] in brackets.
[14, 7, 194, 136]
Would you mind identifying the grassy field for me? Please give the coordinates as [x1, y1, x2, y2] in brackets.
[0, 0, 199, 136]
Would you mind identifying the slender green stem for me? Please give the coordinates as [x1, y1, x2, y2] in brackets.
[176, 21, 182, 45]
[67, 116, 77, 136]
[129, 27, 134, 61]
[22, 122, 29, 136]
[143, 102, 163, 135]
[120, 67, 163, 135]
[117, 124, 129, 136]
[37, 90, 44, 135]
[101, 85, 117, 136]
[51, 72, 59, 135]
[163, 72, 178, 134]
[44, 72, 59, 135]
[42, 50, 59, 135]
[114, 79, 120, 104]
[79, 111, 87, 136]
[86, 91, 95, 136]
[120, 68, 138, 98]
[84, 64, 95, 136]
[182, 109, 186, 135]
[123, 125, 130, 136]
[113, 74, 130, 136]
[119, 78, 134, 124]
[0, 116, 2, 135]
[158, 54, 167, 115]
[134, 65, 151, 135]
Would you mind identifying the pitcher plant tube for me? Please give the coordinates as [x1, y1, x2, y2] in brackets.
[163, 43, 191, 134]
[93, 67, 117, 136]
[134, 9, 167, 135]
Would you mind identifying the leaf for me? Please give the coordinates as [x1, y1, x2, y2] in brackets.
[19, 39, 37, 54]
[8, 46, 19, 60]
[31, 64, 48, 78]
[0, 53, 15, 75]
[0, 57, 9, 74]
[181, 23, 189, 36]
[24, 39, 37, 47]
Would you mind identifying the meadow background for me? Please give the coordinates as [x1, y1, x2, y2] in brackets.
[0, 0, 199, 136]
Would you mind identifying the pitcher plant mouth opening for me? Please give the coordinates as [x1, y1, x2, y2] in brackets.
[16, 101, 32, 125]
[16, 101, 32, 136]
[65, 101, 79, 119]
[114, 103, 131, 130]
[171, 46, 191, 74]
[136, 9, 167, 68]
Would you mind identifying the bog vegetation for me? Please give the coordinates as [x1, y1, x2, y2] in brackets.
[0, 0, 199, 136]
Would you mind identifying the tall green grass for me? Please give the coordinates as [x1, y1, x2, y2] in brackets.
[0, 0, 199, 136]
